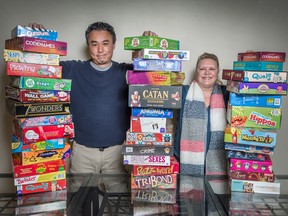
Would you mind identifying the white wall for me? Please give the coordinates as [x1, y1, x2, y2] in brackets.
[0, 0, 287, 174]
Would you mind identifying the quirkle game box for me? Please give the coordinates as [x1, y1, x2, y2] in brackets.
[6, 62, 62, 78]
[222, 69, 287, 83]
[11, 25, 58, 41]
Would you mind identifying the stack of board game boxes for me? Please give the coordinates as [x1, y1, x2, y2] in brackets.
[4, 25, 72, 214]
[223, 51, 287, 197]
[122, 35, 188, 215]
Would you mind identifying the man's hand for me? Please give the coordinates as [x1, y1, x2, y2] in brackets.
[28, 22, 46, 30]
[142, 31, 157, 36]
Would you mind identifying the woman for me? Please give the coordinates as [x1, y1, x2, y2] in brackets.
[175, 52, 228, 175]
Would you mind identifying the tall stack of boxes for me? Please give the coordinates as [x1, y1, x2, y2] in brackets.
[122, 35, 187, 214]
[222, 51, 287, 196]
[3, 25, 72, 213]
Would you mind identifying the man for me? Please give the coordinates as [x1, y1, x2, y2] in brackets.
[29, 22, 156, 192]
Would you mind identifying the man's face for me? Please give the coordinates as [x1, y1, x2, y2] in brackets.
[87, 30, 115, 67]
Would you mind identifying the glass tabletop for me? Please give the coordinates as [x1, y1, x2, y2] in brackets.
[0, 173, 91, 216]
[82, 173, 223, 216]
[205, 175, 288, 216]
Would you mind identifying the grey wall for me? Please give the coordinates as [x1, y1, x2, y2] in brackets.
[0, 0, 287, 174]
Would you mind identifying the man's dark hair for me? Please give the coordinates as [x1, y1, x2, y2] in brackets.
[85, 22, 116, 45]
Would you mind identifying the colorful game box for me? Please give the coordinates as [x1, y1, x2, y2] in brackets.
[13, 122, 74, 144]
[12, 144, 70, 166]
[129, 85, 182, 109]
[230, 178, 280, 194]
[5, 37, 67, 56]
[132, 156, 179, 176]
[224, 124, 277, 147]
[131, 174, 177, 189]
[130, 117, 172, 133]
[12, 137, 66, 153]
[225, 143, 274, 155]
[17, 190, 67, 205]
[233, 61, 283, 71]
[126, 70, 185, 85]
[10, 76, 72, 91]
[14, 170, 66, 186]
[6, 62, 62, 78]
[11, 25, 58, 41]
[3, 49, 60, 65]
[222, 69, 287, 83]
[17, 179, 66, 195]
[226, 80, 287, 95]
[131, 188, 177, 204]
[229, 170, 275, 182]
[133, 59, 182, 72]
[132, 48, 189, 60]
[15, 200, 67, 215]
[226, 150, 266, 161]
[227, 105, 282, 129]
[125, 141, 173, 146]
[123, 155, 171, 166]
[237, 51, 286, 62]
[6, 86, 70, 103]
[5, 98, 70, 118]
[230, 156, 273, 174]
[126, 130, 173, 143]
[229, 93, 282, 108]
[122, 144, 173, 156]
[13, 159, 66, 178]
[131, 107, 173, 118]
[133, 202, 179, 216]
[124, 36, 179, 50]
[16, 114, 72, 127]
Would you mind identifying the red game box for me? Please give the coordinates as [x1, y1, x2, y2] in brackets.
[13, 159, 66, 178]
[6, 62, 62, 78]
[13, 121, 74, 144]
